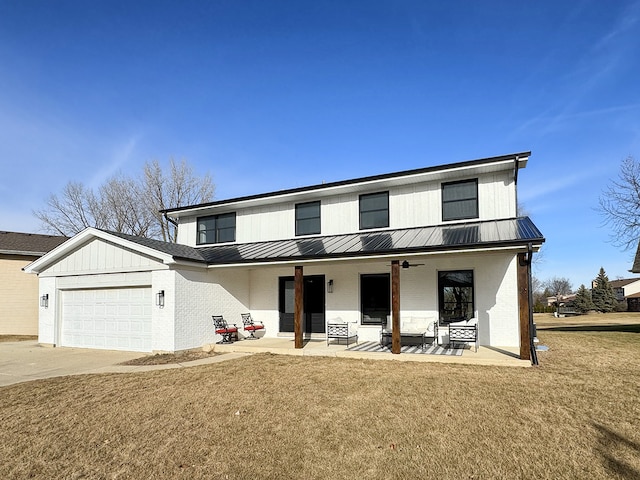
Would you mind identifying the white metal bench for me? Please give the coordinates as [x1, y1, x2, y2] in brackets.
[326, 322, 358, 346]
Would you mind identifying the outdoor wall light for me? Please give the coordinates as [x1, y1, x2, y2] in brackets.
[40, 293, 49, 308]
[327, 279, 334, 293]
[156, 290, 165, 308]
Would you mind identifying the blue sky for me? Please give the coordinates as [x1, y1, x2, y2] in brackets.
[1, 0, 639, 289]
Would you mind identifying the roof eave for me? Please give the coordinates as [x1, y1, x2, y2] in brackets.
[205, 238, 545, 268]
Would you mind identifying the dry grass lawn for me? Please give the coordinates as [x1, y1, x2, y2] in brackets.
[1, 313, 639, 479]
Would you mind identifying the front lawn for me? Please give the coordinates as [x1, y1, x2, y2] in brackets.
[1, 314, 639, 479]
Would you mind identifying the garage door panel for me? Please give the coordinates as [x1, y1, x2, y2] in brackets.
[61, 288, 152, 352]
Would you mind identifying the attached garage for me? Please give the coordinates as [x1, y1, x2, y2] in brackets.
[60, 288, 152, 352]
[24, 228, 249, 353]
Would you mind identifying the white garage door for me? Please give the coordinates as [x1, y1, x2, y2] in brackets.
[61, 288, 152, 352]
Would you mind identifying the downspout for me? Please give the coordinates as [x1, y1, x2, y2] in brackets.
[163, 212, 179, 227]
[514, 156, 520, 216]
[163, 212, 179, 242]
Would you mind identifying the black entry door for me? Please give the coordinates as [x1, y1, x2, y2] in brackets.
[279, 275, 325, 333]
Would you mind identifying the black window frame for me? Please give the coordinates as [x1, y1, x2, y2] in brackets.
[442, 179, 479, 221]
[295, 201, 321, 236]
[196, 212, 236, 245]
[359, 191, 389, 230]
[438, 270, 474, 326]
[360, 273, 390, 325]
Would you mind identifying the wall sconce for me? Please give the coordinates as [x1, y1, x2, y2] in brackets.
[327, 279, 333, 293]
[156, 290, 165, 308]
[40, 293, 49, 308]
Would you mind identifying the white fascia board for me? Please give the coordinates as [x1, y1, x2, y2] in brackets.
[205, 242, 543, 269]
[23, 228, 176, 274]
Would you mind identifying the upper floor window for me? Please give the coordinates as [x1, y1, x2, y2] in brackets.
[360, 191, 389, 230]
[197, 212, 236, 244]
[295, 201, 321, 236]
[442, 179, 478, 221]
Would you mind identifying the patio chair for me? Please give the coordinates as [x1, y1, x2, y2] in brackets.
[212, 315, 238, 344]
[240, 313, 264, 339]
[446, 318, 478, 352]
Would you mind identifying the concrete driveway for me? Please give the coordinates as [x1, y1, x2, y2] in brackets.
[0, 341, 251, 387]
[0, 341, 143, 387]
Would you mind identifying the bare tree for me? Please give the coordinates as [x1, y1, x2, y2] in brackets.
[599, 155, 640, 250]
[99, 174, 156, 238]
[34, 182, 104, 236]
[34, 159, 214, 242]
[544, 276, 573, 296]
[142, 158, 215, 242]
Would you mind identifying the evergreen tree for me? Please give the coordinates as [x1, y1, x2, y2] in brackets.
[591, 267, 618, 313]
[573, 284, 594, 313]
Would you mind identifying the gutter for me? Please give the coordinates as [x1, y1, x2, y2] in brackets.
[163, 212, 179, 227]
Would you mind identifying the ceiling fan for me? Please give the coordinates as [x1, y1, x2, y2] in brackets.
[387, 260, 425, 269]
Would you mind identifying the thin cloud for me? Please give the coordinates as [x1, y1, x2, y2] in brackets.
[87, 135, 141, 189]
[519, 167, 606, 203]
[511, 1, 640, 139]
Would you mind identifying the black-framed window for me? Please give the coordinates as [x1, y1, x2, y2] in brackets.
[295, 201, 321, 236]
[197, 212, 236, 244]
[438, 270, 474, 325]
[360, 191, 389, 230]
[442, 179, 478, 221]
[361, 274, 390, 325]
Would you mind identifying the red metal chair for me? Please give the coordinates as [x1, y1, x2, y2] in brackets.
[212, 315, 238, 344]
[241, 313, 264, 339]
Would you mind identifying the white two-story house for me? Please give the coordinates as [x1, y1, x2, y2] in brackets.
[25, 152, 544, 359]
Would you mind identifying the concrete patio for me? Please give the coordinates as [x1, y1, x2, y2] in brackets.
[207, 336, 531, 367]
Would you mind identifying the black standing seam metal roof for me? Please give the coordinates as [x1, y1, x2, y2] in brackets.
[196, 217, 544, 265]
[98, 217, 544, 266]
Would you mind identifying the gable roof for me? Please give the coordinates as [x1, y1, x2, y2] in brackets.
[104, 230, 207, 263]
[23, 228, 207, 274]
[610, 278, 640, 289]
[0, 231, 68, 257]
[632, 242, 640, 274]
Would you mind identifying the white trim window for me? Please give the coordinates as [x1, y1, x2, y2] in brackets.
[359, 191, 389, 230]
[197, 213, 236, 244]
[442, 179, 478, 221]
[295, 201, 321, 236]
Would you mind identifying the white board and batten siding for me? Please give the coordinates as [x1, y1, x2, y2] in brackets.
[43, 238, 162, 276]
[175, 170, 518, 247]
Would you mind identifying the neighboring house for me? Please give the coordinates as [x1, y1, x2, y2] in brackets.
[625, 292, 640, 312]
[608, 278, 640, 302]
[546, 294, 577, 315]
[0, 231, 67, 335]
[25, 152, 545, 359]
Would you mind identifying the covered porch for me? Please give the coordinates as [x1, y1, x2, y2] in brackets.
[206, 336, 531, 367]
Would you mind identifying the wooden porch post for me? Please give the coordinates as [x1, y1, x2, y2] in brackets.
[517, 253, 531, 360]
[391, 260, 401, 354]
[294, 265, 304, 349]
